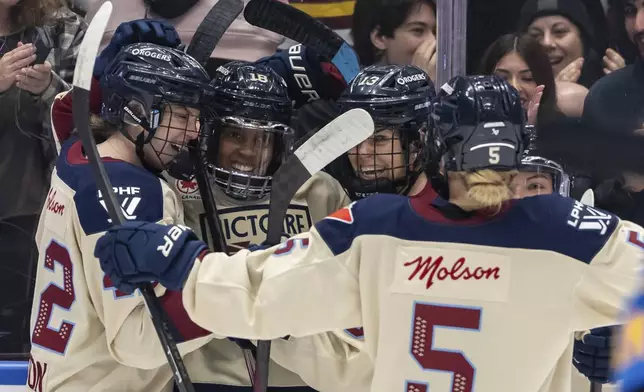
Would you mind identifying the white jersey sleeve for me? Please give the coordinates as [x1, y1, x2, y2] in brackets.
[177, 194, 643, 392]
[169, 171, 359, 391]
[29, 140, 212, 392]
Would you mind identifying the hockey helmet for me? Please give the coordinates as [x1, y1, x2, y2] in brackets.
[203, 61, 295, 201]
[331, 64, 435, 200]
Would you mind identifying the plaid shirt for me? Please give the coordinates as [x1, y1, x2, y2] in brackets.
[39, 7, 88, 104]
[0, 7, 87, 218]
[0, 7, 87, 135]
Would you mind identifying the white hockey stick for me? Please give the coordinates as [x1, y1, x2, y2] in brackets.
[580, 189, 595, 207]
[72, 3, 195, 391]
[253, 108, 374, 392]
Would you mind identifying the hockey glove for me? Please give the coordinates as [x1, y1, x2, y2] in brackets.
[573, 325, 617, 383]
[256, 44, 347, 109]
[95, 222, 207, 294]
[93, 19, 181, 79]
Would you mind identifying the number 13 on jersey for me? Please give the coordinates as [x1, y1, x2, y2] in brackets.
[408, 302, 482, 392]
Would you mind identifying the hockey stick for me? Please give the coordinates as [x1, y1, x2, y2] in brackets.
[253, 108, 375, 392]
[72, 3, 195, 391]
[190, 137, 227, 253]
[186, 0, 243, 66]
[184, 0, 256, 383]
[184, 0, 243, 252]
[243, 0, 360, 84]
[580, 189, 595, 207]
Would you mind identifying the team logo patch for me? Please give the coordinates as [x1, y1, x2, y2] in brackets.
[176, 179, 201, 200]
[325, 202, 356, 224]
[567, 200, 613, 235]
[98, 186, 142, 222]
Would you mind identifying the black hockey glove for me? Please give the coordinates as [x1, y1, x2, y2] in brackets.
[256, 44, 347, 109]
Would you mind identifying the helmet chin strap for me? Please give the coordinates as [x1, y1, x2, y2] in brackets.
[134, 132, 163, 176]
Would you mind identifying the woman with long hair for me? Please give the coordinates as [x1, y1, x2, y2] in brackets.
[480, 33, 589, 121]
[480, 33, 559, 125]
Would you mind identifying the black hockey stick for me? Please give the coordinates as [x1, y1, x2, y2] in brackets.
[252, 108, 375, 392]
[190, 138, 227, 253]
[186, 0, 244, 66]
[184, 0, 243, 253]
[72, 3, 195, 391]
[184, 0, 259, 384]
[243, 0, 360, 84]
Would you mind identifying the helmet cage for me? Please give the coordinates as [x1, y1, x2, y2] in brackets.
[519, 155, 570, 197]
[206, 115, 295, 201]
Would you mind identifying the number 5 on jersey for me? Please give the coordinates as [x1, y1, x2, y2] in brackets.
[409, 302, 482, 392]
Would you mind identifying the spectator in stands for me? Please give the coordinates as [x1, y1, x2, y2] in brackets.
[84, 0, 288, 76]
[480, 34, 590, 121]
[351, 0, 437, 81]
[480, 34, 560, 125]
[0, 0, 86, 355]
[518, 0, 613, 87]
[583, 0, 644, 136]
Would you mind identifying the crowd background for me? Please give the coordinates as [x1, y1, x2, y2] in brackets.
[1, 0, 643, 390]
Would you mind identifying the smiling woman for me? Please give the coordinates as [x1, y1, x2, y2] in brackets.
[517, 0, 605, 88]
[351, 0, 436, 69]
[479, 33, 561, 125]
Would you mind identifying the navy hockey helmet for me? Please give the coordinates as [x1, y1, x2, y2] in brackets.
[427, 75, 527, 176]
[204, 61, 295, 201]
[515, 125, 570, 197]
[100, 42, 213, 176]
[332, 64, 435, 200]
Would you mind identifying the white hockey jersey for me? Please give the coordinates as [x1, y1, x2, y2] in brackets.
[47, 88, 368, 392]
[168, 174, 373, 391]
[28, 139, 213, 392]
[171, 171, 351, 251]
[175, 191, 643, 392]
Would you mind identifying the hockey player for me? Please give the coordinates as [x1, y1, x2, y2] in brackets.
[177, 61, 351, 251]
[328, 64, 434, 200]
[511, 127, 571, 198]
[97, 74, 644, 392]
[47, 30, 366, 391]
[28, 43, 216, 391]
[172, 61, 367, 392]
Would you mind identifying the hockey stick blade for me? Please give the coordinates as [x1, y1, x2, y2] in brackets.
[265, 108, 374, 244]
[243, 0, 360, 84]
[186, 0, 243, 66]
[72, 3, 195, 391]
[255, 108, 374, 392]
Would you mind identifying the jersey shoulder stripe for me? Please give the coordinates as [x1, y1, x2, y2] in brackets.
[315, 193, 618, 264]
[56, 139, 166, 235]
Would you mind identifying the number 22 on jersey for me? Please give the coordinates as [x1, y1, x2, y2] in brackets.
[31, 239, 76, 355]
[408, 302, 482, 392]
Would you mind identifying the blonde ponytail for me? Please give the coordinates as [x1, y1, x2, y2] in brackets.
[461, 169, 517, 213]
